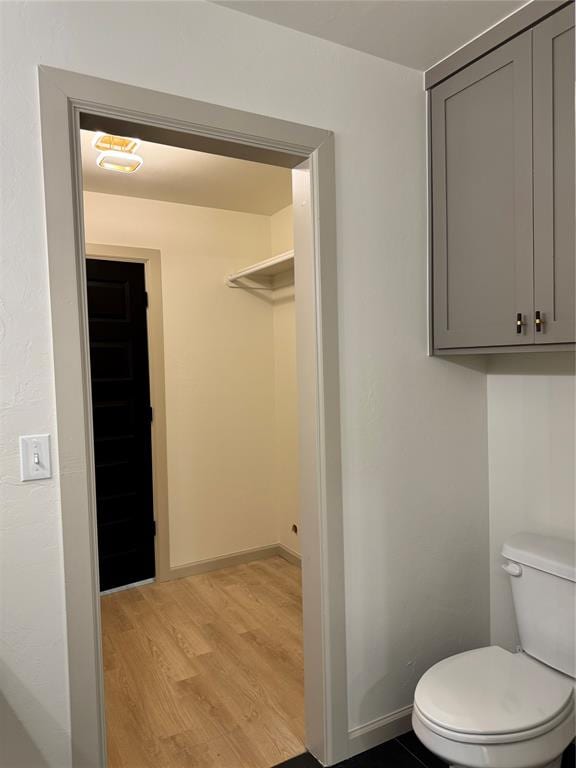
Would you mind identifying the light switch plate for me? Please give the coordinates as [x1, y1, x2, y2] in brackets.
[19, 434, 52, 481]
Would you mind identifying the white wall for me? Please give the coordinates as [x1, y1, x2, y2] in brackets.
[0, 1, 489, 763]
[487, 354, 575, 651]
[84, 192, 279, 568]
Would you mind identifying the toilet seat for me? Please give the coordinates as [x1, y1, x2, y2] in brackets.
[413, 697, 574, 745]
[414, 646, 574, 744]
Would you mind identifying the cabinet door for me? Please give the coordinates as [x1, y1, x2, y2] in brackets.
[431, 32, 534, 350]
[533, 5, 575, 344]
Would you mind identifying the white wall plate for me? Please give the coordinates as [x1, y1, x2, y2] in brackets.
[19, 434, 52, 481]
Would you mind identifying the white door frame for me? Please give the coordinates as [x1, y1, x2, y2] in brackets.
[38, 66, 348, 767]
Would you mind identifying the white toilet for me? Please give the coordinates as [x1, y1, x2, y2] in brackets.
[412, 532, 575, 768]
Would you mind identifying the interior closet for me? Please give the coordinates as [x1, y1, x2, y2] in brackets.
[82, 135, 300, 577]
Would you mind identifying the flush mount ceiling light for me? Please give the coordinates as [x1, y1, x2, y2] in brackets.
[96, 150, 144, 174]
[92, 132, 140, 153]
[92, 131, 143, 173]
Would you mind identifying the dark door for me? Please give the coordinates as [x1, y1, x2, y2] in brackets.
[86, 259, 155, 592]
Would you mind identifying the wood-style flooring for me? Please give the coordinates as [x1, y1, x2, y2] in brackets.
[101, 556, 305, 768]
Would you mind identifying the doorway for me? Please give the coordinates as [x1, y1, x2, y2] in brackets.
[38, 66, 348, 768]
[83, 132, 306, 764]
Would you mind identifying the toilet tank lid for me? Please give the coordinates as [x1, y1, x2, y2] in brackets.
[502, 533, 576, 582]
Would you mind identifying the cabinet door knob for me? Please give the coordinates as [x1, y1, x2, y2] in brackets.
[516, 313, 525, 334]
[535, 310, 544, 332]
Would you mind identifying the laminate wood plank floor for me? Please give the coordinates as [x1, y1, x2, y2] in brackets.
[101, 556, 305, 768]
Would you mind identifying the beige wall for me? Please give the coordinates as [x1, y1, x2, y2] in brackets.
[270, 205, 300, 555]
[83, 192, 300, 568]
[84, 191, 281, 568]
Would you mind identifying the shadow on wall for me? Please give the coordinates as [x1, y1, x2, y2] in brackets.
[0, 663, 56, 768]
[487, 351, 575, 376]
[436, 354, 489, 373]
[436, 352, 575, 377]
[0, 696, 49, 768]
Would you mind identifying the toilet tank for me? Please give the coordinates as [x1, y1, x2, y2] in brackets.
[502, 532, 575, 678]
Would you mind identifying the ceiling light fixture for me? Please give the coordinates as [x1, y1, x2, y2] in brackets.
[92, 132, 140, 153]
[96, 150, 144, 174]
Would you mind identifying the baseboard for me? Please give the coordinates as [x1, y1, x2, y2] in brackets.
[347, 705, 413, 757]
[277, 543, 302, 566]
[165, 543, 298, 581]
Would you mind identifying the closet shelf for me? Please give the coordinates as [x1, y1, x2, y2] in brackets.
[226, 250, 294, 290]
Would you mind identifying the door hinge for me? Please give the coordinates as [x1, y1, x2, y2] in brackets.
[149, 406, 153, 423]
[152, 520, 157, 537]
[144, 291, 149, 309]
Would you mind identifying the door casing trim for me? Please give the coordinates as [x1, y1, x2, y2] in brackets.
[85, 244, 170, 583]
[38, 66, 348, 766]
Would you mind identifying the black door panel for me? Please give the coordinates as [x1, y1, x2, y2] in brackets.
[90, 342, 134, 380]
[86, 259, 155, 592]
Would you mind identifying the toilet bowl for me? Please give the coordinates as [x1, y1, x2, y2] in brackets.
[412, 646, 574, 768]
[412, 533, 576, 768]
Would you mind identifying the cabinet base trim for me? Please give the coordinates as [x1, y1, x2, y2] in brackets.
[434, 343, 575, 356]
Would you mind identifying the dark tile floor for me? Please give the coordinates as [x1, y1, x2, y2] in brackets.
[277, 731, 576, 768]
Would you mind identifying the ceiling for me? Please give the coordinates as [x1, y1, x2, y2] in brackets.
[80, 131, 292, 216]
[215, 0, 527, 71]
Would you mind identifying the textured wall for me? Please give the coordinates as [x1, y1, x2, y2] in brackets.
[0, 1, 489, 763]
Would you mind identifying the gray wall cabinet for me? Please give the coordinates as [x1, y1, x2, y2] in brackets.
[533, 6, 575, 343]
[430, 4, 574, 353]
